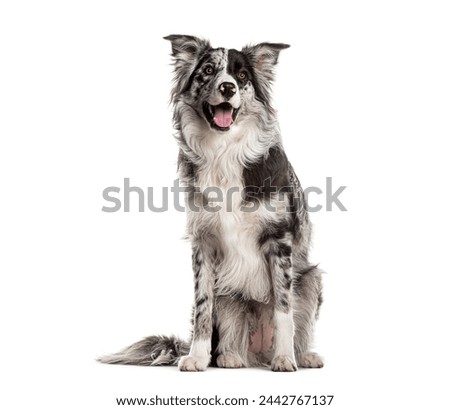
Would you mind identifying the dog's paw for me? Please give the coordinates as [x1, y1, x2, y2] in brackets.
[178, 355, 209, 372]
[216, 353, 244, 368]
[271, 355, 298, 372]
[298, 352, 324, 368]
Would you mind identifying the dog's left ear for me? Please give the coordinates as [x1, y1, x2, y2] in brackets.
[242, 43, 290, 81]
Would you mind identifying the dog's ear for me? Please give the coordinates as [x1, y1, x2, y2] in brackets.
[242, 42, 290, 81]
[241, 43, 289, 111]
[163, 35, 211, 101]
[164, 35, 210, 58]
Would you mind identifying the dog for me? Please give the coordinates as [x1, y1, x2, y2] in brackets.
[99, 35, 324, 371]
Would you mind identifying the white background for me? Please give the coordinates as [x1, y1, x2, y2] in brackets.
[1, 1, 449, 409]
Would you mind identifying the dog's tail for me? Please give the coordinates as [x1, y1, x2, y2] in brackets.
[97, 335, 190, 366]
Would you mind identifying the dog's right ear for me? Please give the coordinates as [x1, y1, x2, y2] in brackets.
[163, 35, 210, 101]
[163, 35, 210, 59]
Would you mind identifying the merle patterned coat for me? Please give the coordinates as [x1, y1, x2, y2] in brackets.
[99, 35, 324, 371]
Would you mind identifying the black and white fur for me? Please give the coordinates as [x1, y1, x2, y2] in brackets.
[99, 35, 324, 372]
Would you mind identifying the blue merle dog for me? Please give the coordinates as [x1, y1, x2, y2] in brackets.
[99, 35, 324, 371]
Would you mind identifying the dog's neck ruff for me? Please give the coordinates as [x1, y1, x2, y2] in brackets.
[178, 102, 281, 173]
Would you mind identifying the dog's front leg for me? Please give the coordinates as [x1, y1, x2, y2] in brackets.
[268, 235, 298, 372]
[178, 241, 215, 371]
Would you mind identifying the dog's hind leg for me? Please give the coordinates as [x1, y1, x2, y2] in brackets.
[292, 265, 324, 368]
[214, 296, 250, 368]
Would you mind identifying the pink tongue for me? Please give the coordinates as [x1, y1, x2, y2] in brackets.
[213, 106, 233, 128]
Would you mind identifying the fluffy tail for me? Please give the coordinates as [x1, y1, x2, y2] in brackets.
[98, 335, 190, 366]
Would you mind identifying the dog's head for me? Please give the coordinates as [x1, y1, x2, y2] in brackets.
[164, 35, 289, 132]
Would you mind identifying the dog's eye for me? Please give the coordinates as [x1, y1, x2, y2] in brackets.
[237, 71, 247, 81]
[204, 66, 214, 75]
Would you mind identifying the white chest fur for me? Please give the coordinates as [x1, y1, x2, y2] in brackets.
[185, 127, 274, 303]
[195, 168, 272, 303]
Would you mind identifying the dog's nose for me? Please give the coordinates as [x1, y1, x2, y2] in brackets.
[219, 82, 236, 99]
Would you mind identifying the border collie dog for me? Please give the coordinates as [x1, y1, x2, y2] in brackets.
[100, 35, 324, 371]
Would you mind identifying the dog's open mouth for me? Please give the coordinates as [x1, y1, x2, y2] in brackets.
[203, 102, 239, 131]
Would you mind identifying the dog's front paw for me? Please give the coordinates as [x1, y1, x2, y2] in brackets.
[216, 353, 244, 368]
[298, 352, 324, 368]
[178, 355, 209, 372]
[271, 355, 297, 372]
